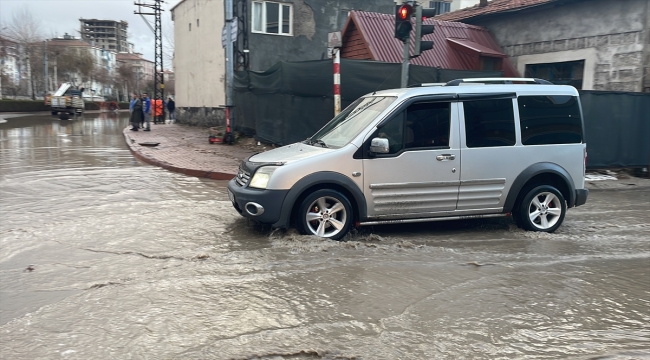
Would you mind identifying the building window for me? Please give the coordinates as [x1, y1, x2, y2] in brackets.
[197, 19, 199, 27]
[429, 1, 451, 15]
[252, 1, 292, 35]
[480, 57, 501, 71]
[463, 99, 516, 148]
[189, 23, 191, 31]
[525, 60, 585, 89]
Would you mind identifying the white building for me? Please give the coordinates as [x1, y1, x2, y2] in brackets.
[0, 37, 24, 97]
[47, 34, 118, 98]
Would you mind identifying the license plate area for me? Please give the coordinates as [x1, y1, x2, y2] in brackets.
[227, 188, 235, 203]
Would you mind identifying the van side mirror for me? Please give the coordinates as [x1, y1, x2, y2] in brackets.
[369, 137, 390, 154]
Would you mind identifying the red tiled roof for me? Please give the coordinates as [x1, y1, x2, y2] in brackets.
[341, 11, 518, 76]
[435, 0, 559, 22]
[116, 52, 153, 63]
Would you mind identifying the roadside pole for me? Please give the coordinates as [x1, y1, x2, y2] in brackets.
[395, 1, 414, 88]
[224, 0, 235, 144]
[333, 48, 341, 115]
[43, 40, 48, 93]
[328, 31, 342, 116]
[400, 37, 410, 88]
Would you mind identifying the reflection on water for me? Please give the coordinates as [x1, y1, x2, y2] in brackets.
[0, 113, 649, 359]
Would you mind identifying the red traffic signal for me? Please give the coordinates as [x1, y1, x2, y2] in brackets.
[398, 4, 413, 20]
[394, 4, 413, 41]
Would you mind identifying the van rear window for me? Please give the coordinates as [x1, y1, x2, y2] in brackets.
[518, 95, 583, 145]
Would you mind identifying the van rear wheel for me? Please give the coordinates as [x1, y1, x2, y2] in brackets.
[297, 189, 353, 241]
[518, 185, 566, 232]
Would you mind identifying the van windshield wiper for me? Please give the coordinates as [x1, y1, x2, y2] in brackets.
[311, 139, 328, 148]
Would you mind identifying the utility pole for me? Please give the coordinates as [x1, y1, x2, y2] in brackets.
[53, 56, 58, 91]
[43, 40, 48, 93]
[135, 0, 165, 124]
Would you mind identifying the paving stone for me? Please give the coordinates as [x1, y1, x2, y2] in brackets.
[123, 124, 256, 180]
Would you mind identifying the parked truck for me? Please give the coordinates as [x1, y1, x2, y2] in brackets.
[45, 83, 85, 119]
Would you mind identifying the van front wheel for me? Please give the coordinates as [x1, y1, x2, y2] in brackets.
[297, 189, 353, 241]
[518, 185, 566, 232]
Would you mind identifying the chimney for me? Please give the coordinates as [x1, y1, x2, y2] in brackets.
[480, 0, 488, 6]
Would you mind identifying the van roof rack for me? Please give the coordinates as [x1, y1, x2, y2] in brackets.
[407, 82, 446, 88]
[445, 78, 553, 86]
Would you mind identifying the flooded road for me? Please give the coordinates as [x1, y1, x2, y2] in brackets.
[0, 113, 649, 359]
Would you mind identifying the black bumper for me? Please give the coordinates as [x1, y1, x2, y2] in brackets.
[575, 188, 589, 207]
[227, 179, 289, 225]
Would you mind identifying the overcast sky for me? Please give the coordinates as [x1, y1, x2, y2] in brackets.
[0, 0, 181, 65]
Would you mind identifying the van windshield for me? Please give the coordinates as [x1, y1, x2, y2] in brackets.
[306, 96, 396, 149]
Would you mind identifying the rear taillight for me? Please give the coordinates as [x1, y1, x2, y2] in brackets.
[584, 149, 588, 175]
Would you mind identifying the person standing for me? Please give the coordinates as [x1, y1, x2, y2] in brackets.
[166, 96, 175, 123]
[129, 93, 143, 131]
[142, 92, 151, 131]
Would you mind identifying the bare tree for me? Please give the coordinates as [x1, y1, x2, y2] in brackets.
[3, 6, 43, 99]
[116, 61, 135, 95]
[56, 48, 95, 85]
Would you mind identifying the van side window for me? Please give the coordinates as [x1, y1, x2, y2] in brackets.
[405, 101, 450, 149]
[463, 99, 516, 148]
[518, 95, 583, 145]
[376, 113, 404, 154]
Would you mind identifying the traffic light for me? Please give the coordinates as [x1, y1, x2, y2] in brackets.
[414, 5, 436, 57]
[394, 3, 413, 41]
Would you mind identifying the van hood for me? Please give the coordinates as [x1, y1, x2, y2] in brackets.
[248, 142, 333, 164]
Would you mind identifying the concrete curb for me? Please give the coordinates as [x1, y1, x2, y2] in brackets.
[122, 128, 237, 180]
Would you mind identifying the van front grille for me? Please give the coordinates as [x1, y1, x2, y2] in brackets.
[235, 168, 251, 187]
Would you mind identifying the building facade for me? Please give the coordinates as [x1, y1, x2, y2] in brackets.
[424, 0, 481, 13]
[48, 35, 118, 98]
[0, 37, 21, 97]
[171, 0, 395, 116]
[437, 0, 650, 92]
[80, 19, 131, 52]
[171, 0, 226, 109]
[116, 52, 155, 93]
[246, 0, 394, 71]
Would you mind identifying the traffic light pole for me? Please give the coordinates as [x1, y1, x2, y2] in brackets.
[401, 37, 410, 88]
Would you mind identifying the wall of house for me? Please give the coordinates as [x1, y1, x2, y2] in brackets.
[340, 22, 373, 60]
[248, 0, 394, 71]
[471, 0, 649, 92]
[450, 0, 480, 12]
[172, 0, 226, 109]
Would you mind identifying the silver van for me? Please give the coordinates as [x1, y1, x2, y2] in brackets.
[227, 78, 589, 240]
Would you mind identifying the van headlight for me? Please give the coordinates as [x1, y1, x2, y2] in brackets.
[249, 166, 280, 189]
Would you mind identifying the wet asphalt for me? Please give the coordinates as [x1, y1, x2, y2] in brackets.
[0, 113, 648, 359]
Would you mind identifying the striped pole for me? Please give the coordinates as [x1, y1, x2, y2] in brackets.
[333, 48, 341, 116]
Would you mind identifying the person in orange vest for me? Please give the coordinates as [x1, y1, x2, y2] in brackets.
[154, 98, 163, 120]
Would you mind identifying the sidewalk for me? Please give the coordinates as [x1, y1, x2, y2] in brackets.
[123, 123, 650, 189]
[123, 124, 256, 180]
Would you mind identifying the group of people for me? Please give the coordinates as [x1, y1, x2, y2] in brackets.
[129, 93, 176, 131]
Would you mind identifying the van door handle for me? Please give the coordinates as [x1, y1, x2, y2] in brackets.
[436, 154, 456, 161]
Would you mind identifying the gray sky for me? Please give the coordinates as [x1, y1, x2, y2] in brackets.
[0, 0, 181, 66]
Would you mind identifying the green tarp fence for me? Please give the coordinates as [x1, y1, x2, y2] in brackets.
[579, 91, 650, 168]
[234, 59, 501, 145]
[234, 59, 650, 168]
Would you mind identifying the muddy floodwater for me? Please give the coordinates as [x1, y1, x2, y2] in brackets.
[0, 113, 649, 359]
